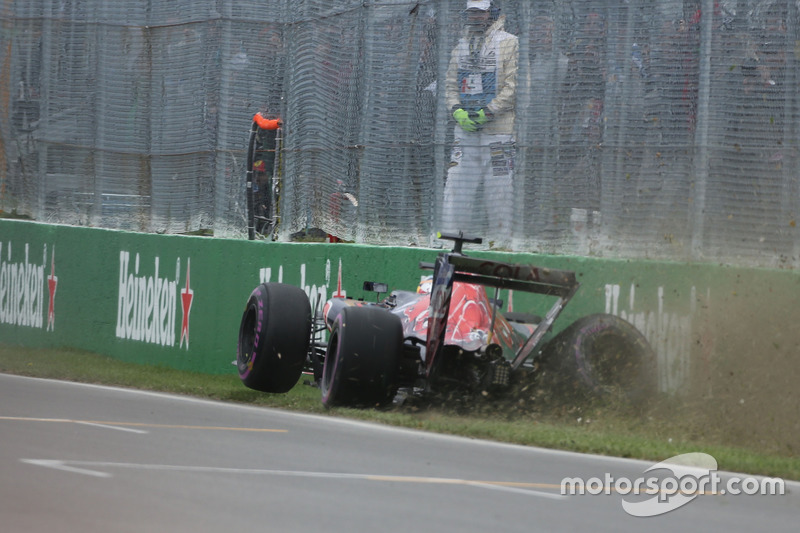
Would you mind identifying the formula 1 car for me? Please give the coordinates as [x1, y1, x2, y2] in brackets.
[236, 233, 656, 408]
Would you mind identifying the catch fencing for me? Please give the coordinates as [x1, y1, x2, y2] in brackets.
[1, 0, 798, 267]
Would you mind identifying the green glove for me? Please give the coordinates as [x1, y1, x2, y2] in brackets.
[471, 108, 491, 125]
[453, 108, 477, 132]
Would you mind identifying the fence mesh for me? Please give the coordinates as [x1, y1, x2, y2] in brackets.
[2, 0, 799, 267]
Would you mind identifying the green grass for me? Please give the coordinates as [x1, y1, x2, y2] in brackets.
[2, 344, 798, 481]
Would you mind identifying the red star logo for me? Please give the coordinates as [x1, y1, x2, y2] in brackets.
[47, 247, 58, 331]
[180, 259, 193, 349]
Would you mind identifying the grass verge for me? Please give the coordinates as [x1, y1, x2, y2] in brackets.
[1, 344, 797, 481]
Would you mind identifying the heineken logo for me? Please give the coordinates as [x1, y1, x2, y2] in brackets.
[115, 251, 193, 349]
[0, 242, 57, 330]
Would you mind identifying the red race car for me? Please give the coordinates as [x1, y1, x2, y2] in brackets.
[237, 233, 656, 408]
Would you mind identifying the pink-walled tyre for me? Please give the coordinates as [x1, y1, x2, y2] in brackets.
[237, 283, 311, 393]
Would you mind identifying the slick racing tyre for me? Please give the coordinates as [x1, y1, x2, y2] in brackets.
[540, 313, 657, 404]
[321, 305, 402, 408]
[237, 283, 311, 393]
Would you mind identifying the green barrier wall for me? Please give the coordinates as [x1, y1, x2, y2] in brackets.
[1, 219, 798, 450]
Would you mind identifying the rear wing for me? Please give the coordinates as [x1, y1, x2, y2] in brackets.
[420, 255, 577, 298]
[422, 233, 580, 373]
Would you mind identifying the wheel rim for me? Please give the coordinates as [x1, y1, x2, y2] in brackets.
[320, 326, 340, 403]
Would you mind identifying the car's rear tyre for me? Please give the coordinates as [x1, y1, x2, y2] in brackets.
[540, 313, 657, 404]
[237, 283, 311, 393]
[321, 305, 402, 408]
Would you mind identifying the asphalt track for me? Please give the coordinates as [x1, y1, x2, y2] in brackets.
[1, 373, 797, 532]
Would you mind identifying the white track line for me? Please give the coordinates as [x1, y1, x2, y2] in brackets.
[20, 459, 112, 478]
[19, 459, 568, 500]
[74, 421, 149, 434]
[0, 416, 149, 434]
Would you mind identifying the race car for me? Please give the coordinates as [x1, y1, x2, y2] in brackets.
[236, 232, 656, 408]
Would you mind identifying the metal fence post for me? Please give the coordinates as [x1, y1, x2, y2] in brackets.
[690, 0, 713, 260]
